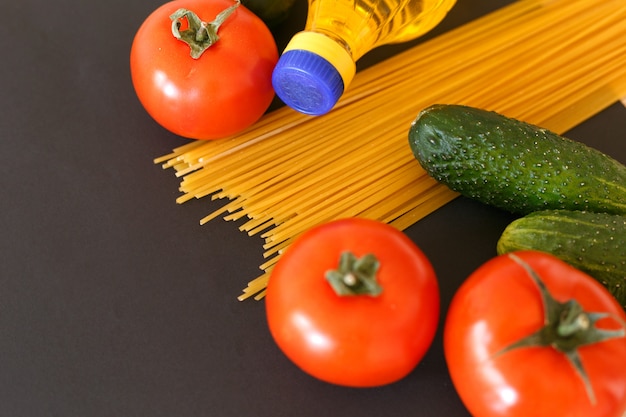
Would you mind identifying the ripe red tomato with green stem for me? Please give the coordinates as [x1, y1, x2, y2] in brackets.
[265, 218, 440, 387]
[130, 0, 278, 140]
[444, 250, 626, 417]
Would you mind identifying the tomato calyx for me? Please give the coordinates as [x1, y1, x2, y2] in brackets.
[497, 253, 626, 404]
[325, 252, 383, 297]
[170, 0, 241, 59]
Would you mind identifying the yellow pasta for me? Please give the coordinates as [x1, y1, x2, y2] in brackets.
[155, 0, 626, 300]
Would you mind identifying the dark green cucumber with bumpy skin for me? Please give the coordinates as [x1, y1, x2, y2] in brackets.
[408, 104, 626, 215]
[497, 209, 626, 308]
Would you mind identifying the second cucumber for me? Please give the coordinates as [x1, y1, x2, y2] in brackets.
[497, 209, 625, 308]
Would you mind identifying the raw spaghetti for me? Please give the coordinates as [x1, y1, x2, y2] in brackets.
[155, 0, 626, 300]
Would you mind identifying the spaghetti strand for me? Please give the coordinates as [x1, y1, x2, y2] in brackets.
[154, 0, 626, 300]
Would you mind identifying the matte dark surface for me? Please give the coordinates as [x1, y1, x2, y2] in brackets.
[1, 0, 624, 416]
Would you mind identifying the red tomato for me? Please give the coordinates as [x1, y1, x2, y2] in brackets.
[130, 0, 278, 140]
[265, 218, 440, 387]
[444, 250, 626, 417]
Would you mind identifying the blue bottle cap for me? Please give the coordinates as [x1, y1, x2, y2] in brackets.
[272, 49, 344, 116]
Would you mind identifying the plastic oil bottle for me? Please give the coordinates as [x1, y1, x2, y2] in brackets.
[272, 0, 457, 115]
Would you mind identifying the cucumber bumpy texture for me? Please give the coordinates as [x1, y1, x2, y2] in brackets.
[497, 209, 626, 308]
[408, 104, 626, 215]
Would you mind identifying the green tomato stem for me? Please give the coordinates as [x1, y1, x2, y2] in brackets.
[496, 253, 626, 405]
[556, 301, 590, 337]
[170, 0, 241, 59]
[325, 252, 383, 297]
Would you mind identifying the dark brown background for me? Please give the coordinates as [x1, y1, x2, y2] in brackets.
[1, 0, 624, 416]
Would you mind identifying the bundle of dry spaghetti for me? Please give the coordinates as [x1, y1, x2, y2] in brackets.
[155, 0, 626, 300]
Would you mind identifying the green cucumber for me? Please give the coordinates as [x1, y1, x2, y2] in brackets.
[408, 104, 626, 215]
[497, 209, 626, 308]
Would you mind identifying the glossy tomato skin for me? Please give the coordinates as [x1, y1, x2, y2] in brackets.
[130, 0, 278, 140]
[265, 218, 440, 387]
[444, 251, 626, 417]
